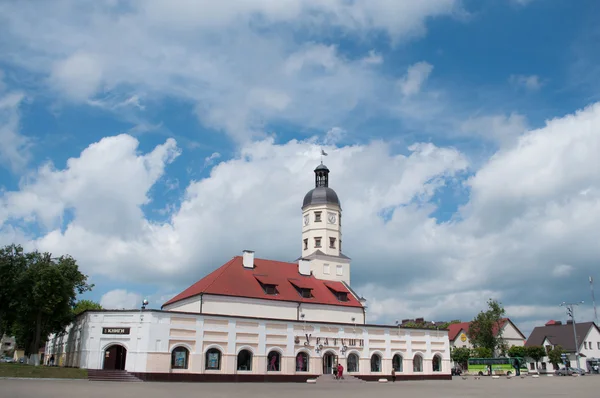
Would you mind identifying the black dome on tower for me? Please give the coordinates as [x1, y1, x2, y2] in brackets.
[302, 163, 341, 209]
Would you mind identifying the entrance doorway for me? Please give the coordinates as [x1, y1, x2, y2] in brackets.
[323, 352, 338, 374]
[103, 345, 127, 370]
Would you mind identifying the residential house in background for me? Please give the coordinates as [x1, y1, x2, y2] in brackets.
[448, 318, 526, 352]
[525, 320, 600, 373]
[1, 335, 15, 357]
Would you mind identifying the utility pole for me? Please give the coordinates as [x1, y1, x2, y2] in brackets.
[590, 277, 598, 325]
[560, 301, 584, 370]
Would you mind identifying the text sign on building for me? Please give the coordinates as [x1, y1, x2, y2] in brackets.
[102, 327, 131, 335]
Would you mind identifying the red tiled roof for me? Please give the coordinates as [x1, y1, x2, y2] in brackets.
[163, 256, 363, 308]
[448, 319, 510, 341]
[254, 275, 278, 285]
[323, 281, 347, 292]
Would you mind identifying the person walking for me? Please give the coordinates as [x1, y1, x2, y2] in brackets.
[337, 363, 344, 380]
[392, 368, 396, 382]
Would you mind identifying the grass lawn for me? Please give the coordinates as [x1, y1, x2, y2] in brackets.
[0, 363, 88, 379]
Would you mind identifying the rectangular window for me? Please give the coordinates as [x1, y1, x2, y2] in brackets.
[329, 237, 336, 248]
[303, 238, 308, 250]
[336, 265, 343, 276]
[323, 264, 330, 274]
[598, 342, 600, 349]
[530, 363, 535, 370]
[584, 342, 587, 349]
[541, 362, 547, 370]
[339, 240, 342, 251]
[315, 237, 322, 248]
[315, 211, 322, 222]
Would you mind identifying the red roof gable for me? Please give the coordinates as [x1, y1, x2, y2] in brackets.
[448, 319, 509, 341]
[163, 256, 363, 308]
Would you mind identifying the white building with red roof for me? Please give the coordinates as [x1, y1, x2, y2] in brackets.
[45, 163, 451, 382]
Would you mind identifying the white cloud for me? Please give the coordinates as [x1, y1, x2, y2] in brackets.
[509, 74, 543, 91]
[0, 87, 31, 172]
[459, 112, 528, 147]
[203, 152, 221, 168]
[0, 1, 462, 142]
[2, 101, 600, 328]
[398, 61, 434, 97]
[322, 127, 346, 145]
[100, 289, 142, 310]
[552, 264, 574, 278]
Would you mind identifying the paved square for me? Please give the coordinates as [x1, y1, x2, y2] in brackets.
[2, 376, 599, 398]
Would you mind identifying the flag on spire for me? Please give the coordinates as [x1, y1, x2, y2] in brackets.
[321, 149, 328, 156]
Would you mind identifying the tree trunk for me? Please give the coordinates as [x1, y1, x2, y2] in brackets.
[30, 311, 42, 366]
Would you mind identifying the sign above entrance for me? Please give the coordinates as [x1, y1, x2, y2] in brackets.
[102, 327, 131, 335]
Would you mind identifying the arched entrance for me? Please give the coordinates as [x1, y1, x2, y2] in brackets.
[322, 351, 338, 374]
[103, 344, 127, 370]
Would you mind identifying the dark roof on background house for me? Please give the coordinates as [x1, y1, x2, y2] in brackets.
[447, 318, 526, 342]
[526, 321, 599, 352]
[162, 256, 363, 309]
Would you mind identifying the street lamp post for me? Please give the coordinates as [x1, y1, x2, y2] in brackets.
[560, 301, 584, 370]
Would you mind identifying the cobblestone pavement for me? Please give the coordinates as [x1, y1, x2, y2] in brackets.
[2, 376, 599, 398]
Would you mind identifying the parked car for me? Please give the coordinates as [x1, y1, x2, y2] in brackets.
[555, 367, 585, 376]
[1, 357, 15, 363]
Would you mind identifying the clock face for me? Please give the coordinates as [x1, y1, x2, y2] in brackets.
[303, 214, 309, 226]
[328, 212, 337, 224]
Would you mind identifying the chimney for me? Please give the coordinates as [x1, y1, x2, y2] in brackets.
[298, 258, 311, 276]
[242, 250, 255, 269]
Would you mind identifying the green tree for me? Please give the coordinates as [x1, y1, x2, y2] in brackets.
[0, 245, 28, 337]
[467, 298, 506, 356]
[472, 346, 493, 358]
[451, 347, 471, 369]
[73, 300, 102, 315]
[547, 345, 564, 369]
[0, 246, 93, 365]
[526, 345, 546, 372]
[507, 345, 527, 359]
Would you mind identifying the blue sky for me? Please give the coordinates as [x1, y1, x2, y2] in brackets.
[1, 0, 600, 335]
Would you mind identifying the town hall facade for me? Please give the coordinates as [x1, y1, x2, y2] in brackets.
[45, 163, 451, 381]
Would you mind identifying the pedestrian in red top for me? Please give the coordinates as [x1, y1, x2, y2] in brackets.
[337, 363, 344, 380]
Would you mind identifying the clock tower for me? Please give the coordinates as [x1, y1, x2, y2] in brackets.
[299, 163, 351, 284]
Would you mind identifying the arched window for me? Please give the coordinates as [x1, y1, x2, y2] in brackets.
[237, 349, 253, 371]
[171, 346, 189, 369]
[370, 353, 381, 372]
[267, 351, 281, 371]
[392, 354, 403, 372]
[205, 348, 221, 370]
[347, 353, 359, 372]
[413, 354, 423, 372]
[296, 352, 309, 372]
[432, 355, 441, 372]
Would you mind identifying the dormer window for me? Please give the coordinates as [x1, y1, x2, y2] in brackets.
[263, 284, 278, 295]
[254, 276, 279, 296]
[289, 280, 313, 299]
[325, 284, 349, 302]
[329, 237, 336, 248]
[314, 237, 322, 248]
[335, 291, 349, 302]
[315, 211, 322, 222]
